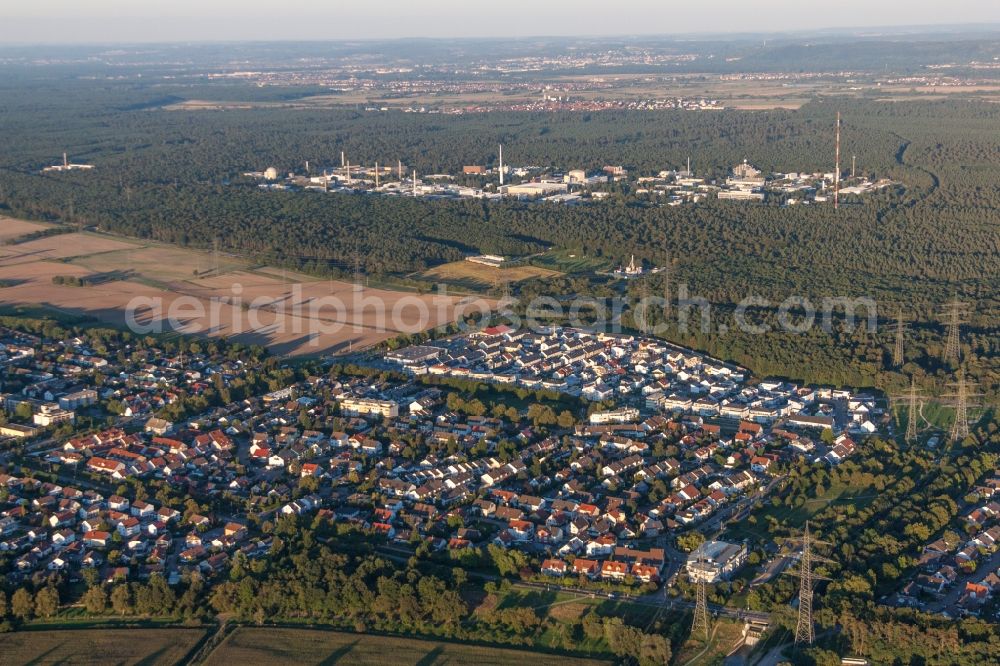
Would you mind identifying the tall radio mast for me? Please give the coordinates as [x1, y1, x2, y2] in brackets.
[834, 112, 841, 210]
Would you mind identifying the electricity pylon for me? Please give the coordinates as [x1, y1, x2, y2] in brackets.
[795, 522, 816, 645]
[662, 239, 673, 321]
[891, 307, 906, 368]
[944, 371, 981, 443]
[893, 377, 923, 443]
[353, 251, 363, 293]
[783, 522, 832, 647]
[939, 297, 969, 365]
[691, 566, 710, 641]
[638, 278, 651, 335]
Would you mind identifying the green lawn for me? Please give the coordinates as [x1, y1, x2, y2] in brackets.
[491, 586, 686, 652]
[724, 479, 876, 543]
[674, 618, 746, 666]
[529, 249, 611, 274]
[893, 400, 990, 445]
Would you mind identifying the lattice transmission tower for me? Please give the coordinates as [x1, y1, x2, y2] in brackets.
[896, 377, 923, 443]
[691, 568, 710, 641]
[352, 251, 363, 293]
[688, 546, 709, 641]
[795, 523, 816, 645]
[939, 297, 969, 366]
[834, 112, 841, 210]
[638, 277, 651, 335]
[662, 239, 673, 322]
[782, 522, 832, 647]
[944, 371, 981, 443]
[891, 307, 906, 368]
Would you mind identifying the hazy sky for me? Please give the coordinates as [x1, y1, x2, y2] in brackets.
[3, 0, 999, 43]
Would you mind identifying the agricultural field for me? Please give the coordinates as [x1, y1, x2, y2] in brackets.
[0, 221, 475, 356]
[157, 74, 1000, 113]
[415, 259, 558, 292]
[0, 215, 53, 243]
[2, 627, 206, 665]
[0, 230, 138, 264]
[203, 627, 610, 666]
[68, 243, 248, 286]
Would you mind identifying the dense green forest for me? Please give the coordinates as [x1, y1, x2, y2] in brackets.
[0, 76, 997, 399]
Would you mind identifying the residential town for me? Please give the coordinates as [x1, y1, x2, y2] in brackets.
[0, 321, 888, 606]
[887, 467, 1000, 621]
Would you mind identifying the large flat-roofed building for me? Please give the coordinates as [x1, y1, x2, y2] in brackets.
[501, 182, 568, 198]
[33, 406, 76, 427]
[465, 254, 507, 268]
[686, 540, 748, 583]
[340, 397, 399, 419]
[58, 389, 99, 410]
[589, 407, 640, 425]
[385, 345, 442, 367]
[718, 189, 765, 201]
[787, 414, 835, 430]
[0, 423, 40, 438]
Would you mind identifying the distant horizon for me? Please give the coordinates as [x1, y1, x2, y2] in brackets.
[3, 22, 1000, 47]
[3, 0, 1000, 45]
